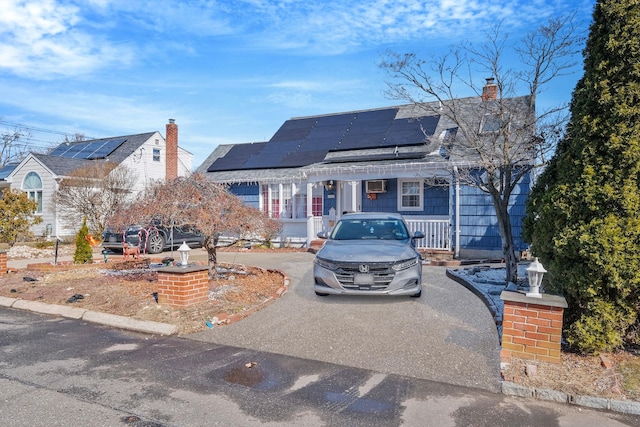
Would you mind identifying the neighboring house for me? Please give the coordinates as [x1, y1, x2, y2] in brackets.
[0, 162, 18, 191]
[198, 83, 532, 259]
[3, 120, 192, 239]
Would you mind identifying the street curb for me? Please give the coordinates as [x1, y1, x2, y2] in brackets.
[502, 381, 640, 415]
[11, 299, 87, 319]
[1, 297, 177, 336]
[82, 311, 178, 336]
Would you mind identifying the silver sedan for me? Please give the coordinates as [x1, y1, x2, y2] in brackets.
[313, 212, 424, 297]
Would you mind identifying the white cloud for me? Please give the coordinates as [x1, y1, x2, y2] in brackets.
[0, 0, 133, 79]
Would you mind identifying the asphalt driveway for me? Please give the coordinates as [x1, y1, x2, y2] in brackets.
[189, 251, 502, 392]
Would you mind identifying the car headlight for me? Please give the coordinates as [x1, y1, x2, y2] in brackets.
[392, 257, 420, 271]
[315, 257, 338, 271]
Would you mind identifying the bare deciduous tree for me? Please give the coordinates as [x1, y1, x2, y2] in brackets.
[109, 173, 282, 278]
[381, 18, 582, 283]
[1, 124, 30, 167]
[51, 163, 138, 237]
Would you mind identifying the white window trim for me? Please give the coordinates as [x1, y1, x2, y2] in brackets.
[397, 178, 424, 211]
[23, 171, 43, 215]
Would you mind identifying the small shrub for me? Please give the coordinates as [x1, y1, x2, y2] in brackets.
[74, 218, 93, 264]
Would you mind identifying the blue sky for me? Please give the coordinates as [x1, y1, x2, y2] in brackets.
[0, 0, 596, 169]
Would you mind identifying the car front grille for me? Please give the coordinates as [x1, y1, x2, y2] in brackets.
[334, 262, 395, 291]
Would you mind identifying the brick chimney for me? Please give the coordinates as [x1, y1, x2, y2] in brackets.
[482, 77, 498, 101]
[166, 119, 178, 181]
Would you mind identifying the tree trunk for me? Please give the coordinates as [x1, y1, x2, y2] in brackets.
[494, 197, 519, 284]
[205, 235, 218, 279]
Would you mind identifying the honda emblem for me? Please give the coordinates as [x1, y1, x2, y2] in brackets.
[359, 264, 369, 273]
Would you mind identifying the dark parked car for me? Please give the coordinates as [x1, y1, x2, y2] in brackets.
[313, 212, 424, 297]
[102, 224, 205, 254]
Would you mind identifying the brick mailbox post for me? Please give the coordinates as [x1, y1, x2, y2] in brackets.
[500, 290, 568, 364]
[0, 251, 7, 277]
[156, 265, 210, 308]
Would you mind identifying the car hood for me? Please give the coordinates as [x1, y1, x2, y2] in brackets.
[316, 240, 418, 263]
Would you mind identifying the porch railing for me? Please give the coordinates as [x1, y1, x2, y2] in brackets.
[309, 216, 450, 251]
[405, 219, 450, 250]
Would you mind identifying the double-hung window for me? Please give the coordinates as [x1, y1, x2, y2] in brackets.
[398, 179, 423, 211]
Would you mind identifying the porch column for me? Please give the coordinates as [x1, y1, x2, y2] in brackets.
[336, 182, 342, 218]
[350, 181, 358, 212]
[306, 182, 314, 247]
[453, 167, 460, 259]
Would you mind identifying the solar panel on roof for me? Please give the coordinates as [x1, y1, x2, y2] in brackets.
[382, 116, 439, 146]
[72, 141, 96, 158]
[280, 150, 328, 167]
[207, 143, 266, 172]
[260, 140, 301, 154]
[298, 137, 339, 151]
[243, 152, 288, 169]
[313, 113, 354, 128]
[49, 145, 72, 156]
[354, 108, 397, 123]
[270, 117, 316, 142]
[63, 144, 85, 158]
[87, 138, 126, 159]
[208, 108, 441, 171]
[49, 137, 126, 160]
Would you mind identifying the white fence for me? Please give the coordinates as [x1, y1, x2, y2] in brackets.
[309, 216, 450, 251]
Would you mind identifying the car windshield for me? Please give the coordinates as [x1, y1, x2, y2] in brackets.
[330, 219, 409, 240]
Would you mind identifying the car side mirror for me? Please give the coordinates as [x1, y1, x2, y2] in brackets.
[412, 231, 425, 239]
[317, 231, 328, 239]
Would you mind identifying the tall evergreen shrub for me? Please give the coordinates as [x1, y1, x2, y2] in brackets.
[524, 0, 640, 353]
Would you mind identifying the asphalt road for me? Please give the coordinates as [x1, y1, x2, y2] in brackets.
[3, 307, 640, 426]
[4, 249, 640, 425]
[195, 251, 502, 392]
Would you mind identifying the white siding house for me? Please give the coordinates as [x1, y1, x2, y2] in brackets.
[2, 120, 192, 239]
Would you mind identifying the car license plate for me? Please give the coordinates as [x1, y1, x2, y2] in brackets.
[354, 273, 374, 285]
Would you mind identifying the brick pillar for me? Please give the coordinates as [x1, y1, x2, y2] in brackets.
[0, 251, 7, 277]
[165, 119, 178, 181]
[157, 265, 209, 308]
[500, 290, 568, 364]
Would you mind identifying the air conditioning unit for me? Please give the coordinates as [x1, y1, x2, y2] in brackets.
[366, 180, 387, 193]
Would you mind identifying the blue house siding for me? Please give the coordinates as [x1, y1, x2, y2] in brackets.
[228, 183, 260, 209]
[454, 174, 530, 252]
[361, 179, 448, 217]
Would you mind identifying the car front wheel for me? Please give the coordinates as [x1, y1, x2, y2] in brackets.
[146, 232, 165, 254]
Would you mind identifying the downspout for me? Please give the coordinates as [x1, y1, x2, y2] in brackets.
[453, 166, 460, 259]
